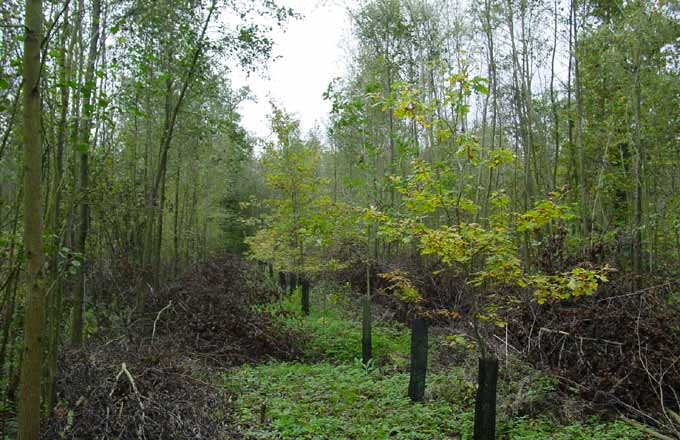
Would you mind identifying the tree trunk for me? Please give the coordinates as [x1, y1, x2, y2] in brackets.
[173, 160, 181, 278]
[71, 0, 101, 346]
[633, 63, 644, 286]
[45, 0, 72, 411]
[550, 0, 560, 190]
[18, 0, 45, 435]
[573, 0, 590, 242]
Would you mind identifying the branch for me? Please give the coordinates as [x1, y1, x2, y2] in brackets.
[622, 418, 677, 440]
[151, 301, 173, 343]
[595, 281, 675, 303]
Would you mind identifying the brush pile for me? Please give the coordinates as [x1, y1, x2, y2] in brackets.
[510, 278, 680, 426]
[45, 255, 300, 439]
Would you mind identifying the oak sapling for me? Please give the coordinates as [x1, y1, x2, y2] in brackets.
[365, 72, 611, 437]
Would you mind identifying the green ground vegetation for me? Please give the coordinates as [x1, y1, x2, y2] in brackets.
[224, 285, 642, 440]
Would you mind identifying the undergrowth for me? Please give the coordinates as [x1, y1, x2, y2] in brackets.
[268, 284, 411, 365]
[226, 283, 642, 440]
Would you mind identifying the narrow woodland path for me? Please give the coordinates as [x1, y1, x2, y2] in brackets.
[223, 278, 643, 440]
[42, 258, 643, 439]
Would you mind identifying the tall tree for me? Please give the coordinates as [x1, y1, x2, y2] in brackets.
[17, 0, 45, 436]
[71, 0, 101, 347]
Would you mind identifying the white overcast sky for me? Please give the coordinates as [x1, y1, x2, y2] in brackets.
[230, 1, 354, 141]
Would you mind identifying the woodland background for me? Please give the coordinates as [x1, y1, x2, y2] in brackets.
[1, 0, 680, 438]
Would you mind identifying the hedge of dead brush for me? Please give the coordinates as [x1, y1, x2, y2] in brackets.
[139, 255, 302, 365]
[45, 255, 302, 439]
[509, 278, 680, 424]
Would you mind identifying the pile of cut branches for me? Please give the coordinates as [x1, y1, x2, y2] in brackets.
[45, 255, 301, 439]
[509, 278, 680, 436]
[142, 255, 301, 365]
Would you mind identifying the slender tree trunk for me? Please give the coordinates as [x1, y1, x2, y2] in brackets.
[550, 0, 560, 190]
[18, 0, 45, 435]
[481, 0, 498, 223]
[506, 0, 532, 264]
[0, 201, 21, 387]
[152, 74, 173, 288]
[153, 165, 167, 287]
[633, 63, 644, 284]
[0, 82, 22, 162]
[71, 0, 101, 346]
[45, 0, 71, 411]
[173, 159, 181, 277]
[519, 0, 540, 193]
[572, 0, 590, 242]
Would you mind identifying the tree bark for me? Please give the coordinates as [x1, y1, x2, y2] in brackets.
[18, 0, 46, 435]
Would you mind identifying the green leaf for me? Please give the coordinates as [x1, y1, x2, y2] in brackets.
[0, 78, 9, 89]
[472, 82, 488, 94]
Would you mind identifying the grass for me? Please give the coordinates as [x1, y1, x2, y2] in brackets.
[225, 284, 642, 440]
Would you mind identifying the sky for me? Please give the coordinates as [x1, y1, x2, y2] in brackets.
[230, 0, 354, 141]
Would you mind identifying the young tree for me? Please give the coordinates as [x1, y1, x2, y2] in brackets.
[71, 0, 101, 347]
[366, 71, 609, 438]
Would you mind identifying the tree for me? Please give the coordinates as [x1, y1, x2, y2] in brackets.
[365, 71, 609, 438]
[71, 0, 101, 347]
[17, 0, 45, 436]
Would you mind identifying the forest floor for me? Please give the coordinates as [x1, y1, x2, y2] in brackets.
[224, 280, 644, 439]
[44, 257, 645, 439]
